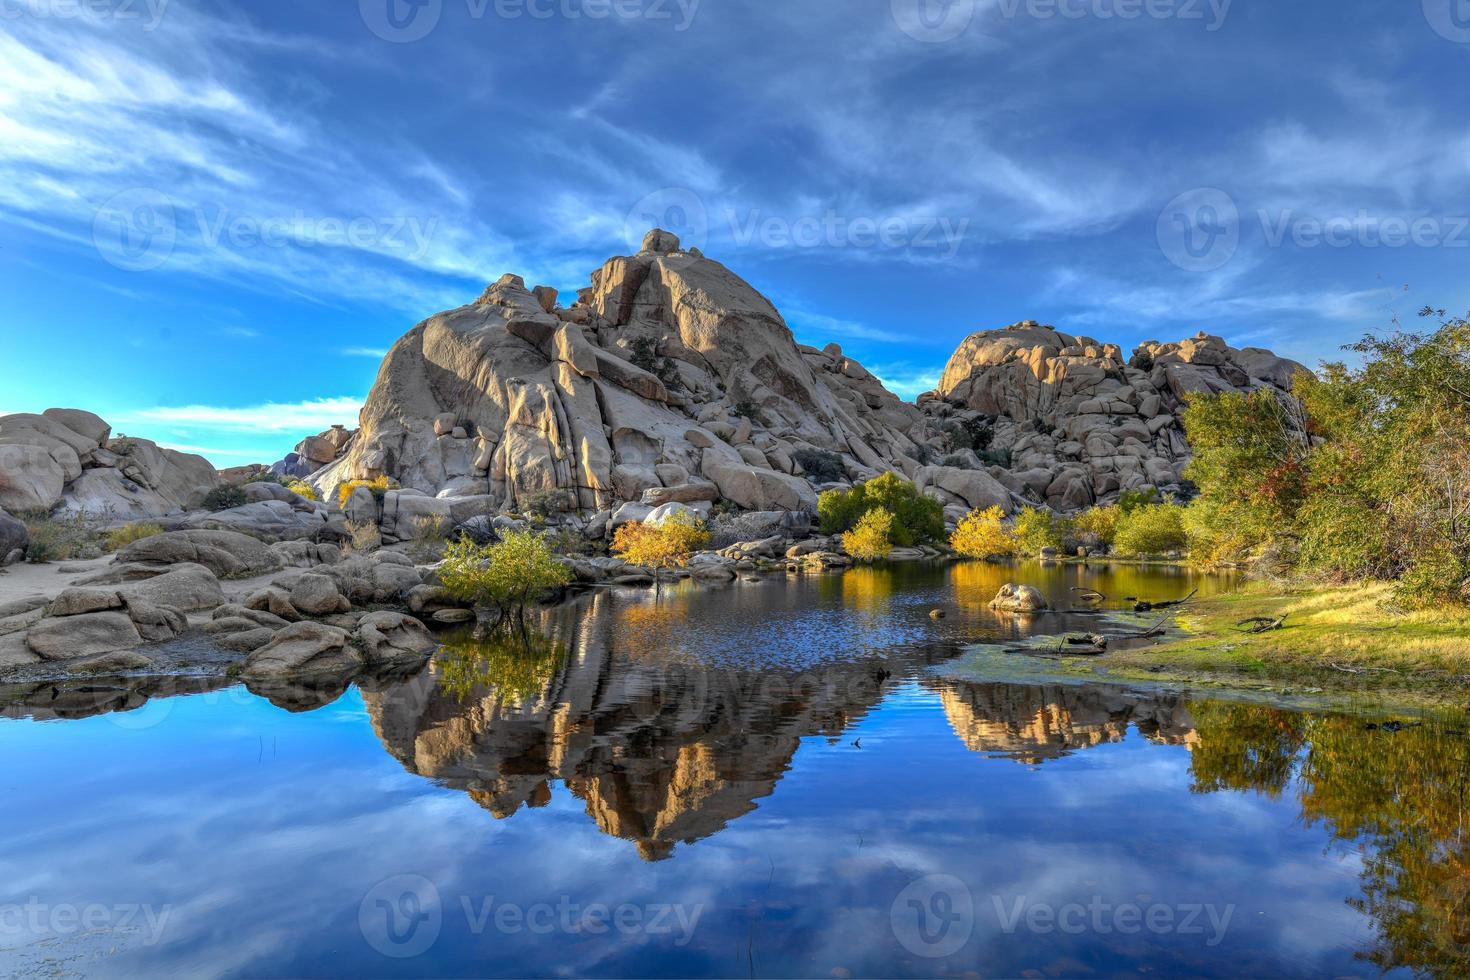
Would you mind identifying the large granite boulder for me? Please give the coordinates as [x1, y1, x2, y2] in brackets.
[311, 231, 928, 514]
[116, 529, 281, 579]
[0, 507, 28, 560]
[0, 409, 220, 518]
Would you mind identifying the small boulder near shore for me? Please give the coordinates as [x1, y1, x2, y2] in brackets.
[989, 583, 1049, 613]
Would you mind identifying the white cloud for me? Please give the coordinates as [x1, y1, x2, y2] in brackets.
[338, 346, 388, 358]
[117, 396, 364, 433]
[871, 364, 943, 400]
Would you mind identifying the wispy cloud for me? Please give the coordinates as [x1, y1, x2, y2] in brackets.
[338, 346, 387, 358]
[870, 364, 943, 400]
[118, 396, 364, 433]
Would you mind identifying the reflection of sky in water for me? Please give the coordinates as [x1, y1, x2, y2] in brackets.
[1, 684, 1397, 978]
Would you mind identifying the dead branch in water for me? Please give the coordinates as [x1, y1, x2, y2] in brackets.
[1133, 588, 1197, 613]
[1070, 587, 1107, 603]
[1132, 613, 1172, 639]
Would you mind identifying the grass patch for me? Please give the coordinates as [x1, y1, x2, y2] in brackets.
[1099, 581, 1470, 702]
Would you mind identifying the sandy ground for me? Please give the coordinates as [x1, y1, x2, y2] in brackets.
[0, 555, 116, 609]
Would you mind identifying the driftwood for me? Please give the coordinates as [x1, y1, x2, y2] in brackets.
[1070, 587, 1107, 603]
[1235, 614, 1288, 634]
[1133, 589, 1197, 613]
[1330, 662, 1403, 675]
[1132, 613, 1172, 639]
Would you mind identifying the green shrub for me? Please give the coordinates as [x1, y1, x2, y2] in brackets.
[1071, 505, 1120, 546]
[202, 485, 247, 512]
[524, 489, 574, 521]
[944, 416, 993, 453]
[817, 472, 944, 547]
[1012, 506, 1065, 555]
[792, 448, 846, 484]
[979, 448, 1012, 468]
[1114, 502, 1188, 557]
[940, 453, 973, 469]
[21, 511, 103, 563]
[284, 479, 319, 502]
[104, 522, 163, 552]
[439, 529, 572, 620]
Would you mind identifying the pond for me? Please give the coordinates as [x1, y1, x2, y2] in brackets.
[2, 563, 1466, 978]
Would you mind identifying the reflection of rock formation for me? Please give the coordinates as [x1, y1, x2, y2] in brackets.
[363, 593, 897, 860]
[0, 674, 232, 721]
[934, 681, 1197, 763]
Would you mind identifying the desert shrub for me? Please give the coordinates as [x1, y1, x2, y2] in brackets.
[345, 519, 382, 553]
[440, 529, 572, 620]
[1071, 505, 1121, 547]
[1011, 506, 1065, 556]
[524, 489, 573, 521]
[21, 512, 103, 563]
[1128, 349, 1154, 372]
[203, 485, 247, 512]
[248, 470, 284, 486]
[944, 416, 993, 453]
[817, 472, 944, 547]
[407, 514, 448, 563]
[1117, 487, 1163, 513]
[979, 448, 1012, 468]
[708, 510, 774, 548]
[104, 522, 163, 552]
[1113, 501, 1188, 557]
[731, 399, 765, 424]
[941, 453, 974, 469]
[543, 526, 595, 557]
[950, 506, 1017, 559]
[628, 336, 684, 391]
[841, 507, 894, 562]
[284, 479, 319, 502]
[1393, 546, 1470, 610]
[336, 476, 398, 509]
[612, 512, 711, 572]
[792, 448, 846, 484]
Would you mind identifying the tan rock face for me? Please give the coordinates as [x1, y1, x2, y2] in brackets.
[930, 321, 1309, 510]
[324, 231, 930, 513]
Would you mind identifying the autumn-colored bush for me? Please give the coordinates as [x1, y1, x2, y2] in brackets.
[841, 507, 894, 562]
[950, 506, 1016, 559]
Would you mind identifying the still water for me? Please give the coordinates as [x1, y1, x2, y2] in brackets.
[1, 563, 1466, 978]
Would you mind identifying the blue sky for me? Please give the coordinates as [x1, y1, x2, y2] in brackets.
[2, 0, 1468, 465]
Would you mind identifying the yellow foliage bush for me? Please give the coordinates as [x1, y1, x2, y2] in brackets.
[1071, 504, 1120, 546]
[284, 479, 319, 502]
[336, 476, 397, 509]
[612, 512, 712, 571]
[950, 506, 1016, 559]
[104, 522, 163, 553]
[841, 507, 894, 562]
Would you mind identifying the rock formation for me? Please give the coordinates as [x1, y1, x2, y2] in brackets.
[924, 322, 1308, 510]
[0, 409, 218, 518]
[312, 230, 933, 515]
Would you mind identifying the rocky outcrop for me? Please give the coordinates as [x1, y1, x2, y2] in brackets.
[927, 322, 1308, 510]
[313, 230, 931, 515]
[0, 409, 219, 518]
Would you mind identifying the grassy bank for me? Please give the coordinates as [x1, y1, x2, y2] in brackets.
[1096, 581, 1470, 702]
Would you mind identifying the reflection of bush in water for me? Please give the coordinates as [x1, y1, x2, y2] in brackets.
[840, 566, 895, 613]
[435, 627, 567, 705]
[1189, 700, 1470, 975]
